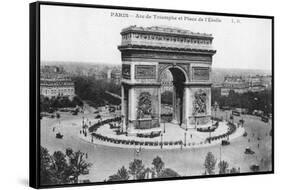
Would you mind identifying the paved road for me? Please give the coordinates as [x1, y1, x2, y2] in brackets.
[40, 110, 272, 182]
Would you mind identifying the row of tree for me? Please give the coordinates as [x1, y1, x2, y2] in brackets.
[40, 146, 242, 185]
[73, 76, 121, 107]
[40, 96, 83, 113]
[204, 152, 240, 175]
[212, 88, 272, 115]
[108, 156, 180, 181]
[161, 88, 272, 116]
[109, 151, 240, 182]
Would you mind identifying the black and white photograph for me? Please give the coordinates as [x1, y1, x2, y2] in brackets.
[30, 1, 273, 188]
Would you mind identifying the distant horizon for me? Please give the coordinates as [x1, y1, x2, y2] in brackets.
[41, 60, 272, 74]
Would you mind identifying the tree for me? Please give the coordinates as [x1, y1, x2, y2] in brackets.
[73, 76, 121, 107]
[108, 166, 130, 181]
[218, 160, 229, 174]
[50, 151, 69, 184]
[73, 96, 84, 107]
[211, 87, 272, 115]
[66, 149, 92, 183]
[152, 156, 165, 177]
[128, 159, 145, 180]
[158, 168, 180, 178]
[40, 146, 92, 185]
[204, 152, 217, 175]
[40, 147, 53, 185]
[108, 156, 181, 181]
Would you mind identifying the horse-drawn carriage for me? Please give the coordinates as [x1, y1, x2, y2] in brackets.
[221, 140, 230, 146]
[56, 132, 63, 139]
[244, 147, 255, 154]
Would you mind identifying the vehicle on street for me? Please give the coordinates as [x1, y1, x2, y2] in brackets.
[221, 140, 230, 146]
[244, 147, 255, 154]
[250, 164, 260, 172]
[56, 132, 63, 139]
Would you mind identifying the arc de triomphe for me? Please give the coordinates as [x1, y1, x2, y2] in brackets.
[118, 26, 216, 135]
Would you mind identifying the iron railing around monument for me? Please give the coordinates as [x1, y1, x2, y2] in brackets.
[88, 117, 121, 133]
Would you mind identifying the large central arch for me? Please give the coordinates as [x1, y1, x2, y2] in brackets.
[160, 65, 187, 126]
[118, 26, 216, 135]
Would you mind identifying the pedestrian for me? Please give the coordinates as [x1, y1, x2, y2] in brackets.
[86, 153, 88, 159]
[248, 138, 250, 143]
[190, 134, 192, 139]
[258, 143, 260, 148]
[53, 127, 55, 132]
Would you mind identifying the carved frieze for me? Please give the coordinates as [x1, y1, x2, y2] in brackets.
[192, 67, 209, 81]
[121, 51, 213, 62]
[122, 64, 131, 79]
[135, 65, 156, 79]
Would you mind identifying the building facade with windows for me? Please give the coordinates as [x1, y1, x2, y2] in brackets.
[40, 66, 75, 99]
[220, 75, 270, 96]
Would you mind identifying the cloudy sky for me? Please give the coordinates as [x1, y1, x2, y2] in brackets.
[41, 5, 272, 71]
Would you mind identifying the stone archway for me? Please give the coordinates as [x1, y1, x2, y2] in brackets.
[118, 26, 216, 134]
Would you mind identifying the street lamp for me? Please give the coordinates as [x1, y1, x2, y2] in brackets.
[160, 133, 163, 149]
[184, 132, 187, 146]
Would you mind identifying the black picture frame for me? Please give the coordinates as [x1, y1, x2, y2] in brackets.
[30, 1, 274, 189]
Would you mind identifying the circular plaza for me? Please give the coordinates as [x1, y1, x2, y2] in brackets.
[79, 117, 245, 149]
